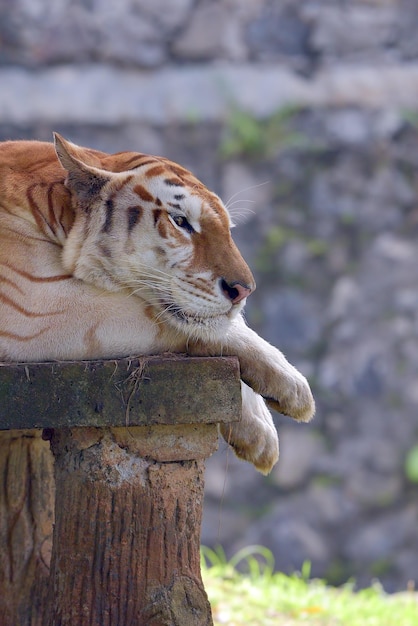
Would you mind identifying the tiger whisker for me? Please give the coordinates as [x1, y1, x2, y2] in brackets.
[224, 181, 269, 211]
[226, 199, 256, 210]
[227, 207, 256, 224]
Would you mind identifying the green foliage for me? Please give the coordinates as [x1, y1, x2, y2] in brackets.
[220, 105, 306, 160]
[312, 475, 342, 488]
[201, 544, 275, 579]
[221, 109, 266, 159]
[402, 109, 418, 130]
[324, 558, 352, 587]
[254, 225, 291, 273]
[201, 545, 418, 626]
[254, 223, 328, 276]
[404, 444, 418, 483]
[370, 558, 393, 578]
[306, 238, 329, 257]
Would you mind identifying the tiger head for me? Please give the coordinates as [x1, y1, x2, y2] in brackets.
[55, 134, 255, 341]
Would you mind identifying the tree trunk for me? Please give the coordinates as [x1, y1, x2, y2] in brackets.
[46, 425, 217, 626]
[0, 430, 55, 626]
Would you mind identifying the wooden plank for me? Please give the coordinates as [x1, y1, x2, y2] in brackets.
[0, 356, 241, 430]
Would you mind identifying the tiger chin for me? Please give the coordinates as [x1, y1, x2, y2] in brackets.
[0, 133, 315, 474]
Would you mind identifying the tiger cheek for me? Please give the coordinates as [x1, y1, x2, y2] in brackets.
[153, 246, 167, 261]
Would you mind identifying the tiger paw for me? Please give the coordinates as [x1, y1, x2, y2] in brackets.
[263, 367, 315, 423]
[223, 319, 315, 425]
[220, 384, 279, 475]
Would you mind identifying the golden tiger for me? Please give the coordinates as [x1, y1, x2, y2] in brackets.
[0, 134, 315, 473]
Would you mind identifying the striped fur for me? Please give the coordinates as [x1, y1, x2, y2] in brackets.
[0, 134, 314, 473]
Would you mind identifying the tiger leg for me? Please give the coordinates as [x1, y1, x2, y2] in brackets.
[222, 315, 315, 424]
[220, 382, 279, 475]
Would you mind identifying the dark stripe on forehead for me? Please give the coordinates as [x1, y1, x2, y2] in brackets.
[108, 152, 157, 168]
[126, 159, 158, 171]
[118, 154, 143, 166]
[145, 165, 166, 178]
[102, 198, 114, 233]
[164, 178, 185, 187]
[169, 164, 191, 177]
[152, 208, 168, 237]
[157, 219, 168, 239]
[116, 154, 153, 168]
[127, 205, 143, 232]
[134, 184, 154, 203]
[153, 208, 162, 225]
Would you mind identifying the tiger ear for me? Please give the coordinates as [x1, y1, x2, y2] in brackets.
[53, 133, 110, 207]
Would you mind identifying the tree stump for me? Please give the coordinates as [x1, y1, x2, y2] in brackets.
[0, 356, 241, 626]
[0, 430, 54, 626]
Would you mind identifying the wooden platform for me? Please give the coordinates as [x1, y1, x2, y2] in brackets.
[0, 355, 242, 626]
[0, 355, 241, 429]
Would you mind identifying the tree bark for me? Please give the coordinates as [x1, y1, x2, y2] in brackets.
[0, 430, 55, 626]
[46, 425, 217, 626]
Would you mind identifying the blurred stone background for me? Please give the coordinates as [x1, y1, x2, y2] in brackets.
[2, 0, 418, 592]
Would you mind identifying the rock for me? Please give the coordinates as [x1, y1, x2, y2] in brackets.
[221, 162, 272, 227]
[325, 109, 371, 146]
[373, 233, 417, 264]
[345, 469, 402, 508]
[343, 507, 418, 563]
[201, 503, 250, 550]
[172, 3, 246, 61]
[328, 276, 361, 322]
[310, 6, 398, 61]
[260, 288, 321, 353]
[137, 0, 194, 32]
[308, 484, 358, 526]
[271, 427, 326, 490]
[232, 491, 334, 576]
[246, 1, 311, 67]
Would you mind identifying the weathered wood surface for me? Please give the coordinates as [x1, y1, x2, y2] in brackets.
[0, 356, 242, 626]
[0, 430, 54, 626]
[0, 355, 241, 430]
[46, 426, 216, 626]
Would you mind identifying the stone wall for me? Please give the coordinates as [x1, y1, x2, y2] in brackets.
[2, 0, 418, 591]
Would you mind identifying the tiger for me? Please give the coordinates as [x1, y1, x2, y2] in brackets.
[0, 133, 315, 474]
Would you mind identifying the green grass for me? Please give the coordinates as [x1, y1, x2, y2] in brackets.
[220, 105, 306, 159]
[201, 546, 418, 626]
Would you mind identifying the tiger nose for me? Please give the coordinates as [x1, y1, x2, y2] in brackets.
[220, 278, 254, 304]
